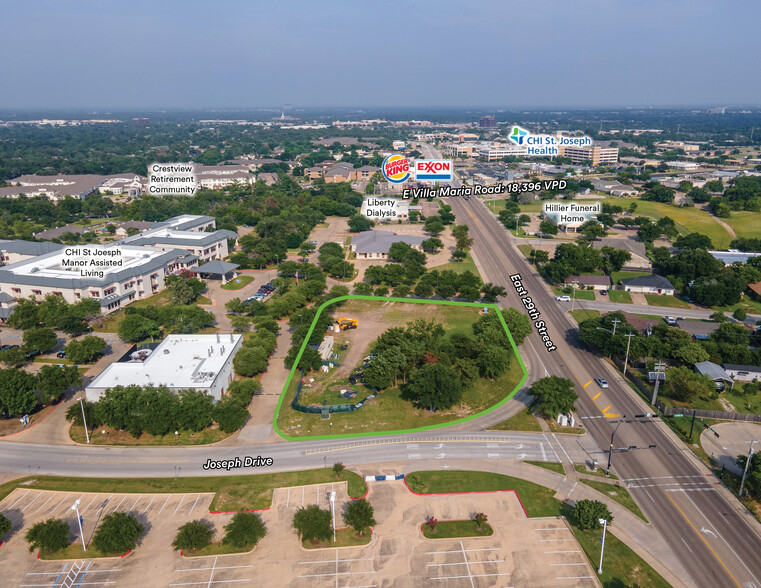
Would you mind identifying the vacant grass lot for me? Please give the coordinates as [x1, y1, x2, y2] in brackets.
[579, 478, 648, 523]
[570, 309, 601, 323]
[724, 210, 761, 239]
[405, 471, 560, 518]
[279, 300, 525, 437]
[422, 520, 493, 539]
[433, 251, 481, 277]
[644, 294, 690, 308]
[0, 470, 367, 511]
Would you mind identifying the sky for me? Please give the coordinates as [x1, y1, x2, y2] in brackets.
[2, 0, 760, 110]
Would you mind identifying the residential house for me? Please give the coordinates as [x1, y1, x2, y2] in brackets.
[722, 364, 761, 382]
[694, 361, 734, 391]
[564, 274, 611, 291]
[349, 230, 425, 259]
[621, 274, 676, 295]
[676, 319, 719, 341]
[592, 237, 652, 271]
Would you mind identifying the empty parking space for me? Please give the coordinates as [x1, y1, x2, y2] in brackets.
[294, 551, 376, 588]
[20, 560, 122, 588]
[171, 555, 254, 587]
[275, 483, 349, 512]
[530, 520, 597, 586]
[426, 542, 511, 585]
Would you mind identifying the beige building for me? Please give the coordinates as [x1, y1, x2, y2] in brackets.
[557, 145, 619, 166]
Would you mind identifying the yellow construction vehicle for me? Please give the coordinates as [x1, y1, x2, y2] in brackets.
[337, 317, 359, 330]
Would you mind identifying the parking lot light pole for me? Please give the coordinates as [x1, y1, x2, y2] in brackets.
[597, 518, 608, 573]
[71, 499, 85, 551]
[79, 397, 90, 444]
[330, 491, 336, 543]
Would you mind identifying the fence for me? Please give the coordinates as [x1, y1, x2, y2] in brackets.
[658, 404, 761, 423]
[291, 369, 375, 415]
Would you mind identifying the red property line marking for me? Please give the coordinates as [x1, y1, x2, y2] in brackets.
[403, 477, 529, 519]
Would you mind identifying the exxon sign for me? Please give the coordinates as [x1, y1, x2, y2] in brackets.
[414, 159, 453, 182]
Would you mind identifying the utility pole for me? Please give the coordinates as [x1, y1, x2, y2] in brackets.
[571, 279, 580, 312]
[650, 360, 667, 406]
[610, 318, 620, 336]
[739, 440, 757, 497]
[622, 333, 636, 376]
[79, 396, 90, 444]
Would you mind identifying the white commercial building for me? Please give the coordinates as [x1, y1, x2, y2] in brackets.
[477, 143, 528, 161]
[85, 334, 243, 402]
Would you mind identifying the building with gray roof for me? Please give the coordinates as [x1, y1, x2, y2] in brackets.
[621, 274, 675, 295]
[0, 240, 66, 264]
[694, 361, 734, 390]
[349, 230, 425, 259]
[676, 319, 720, 341]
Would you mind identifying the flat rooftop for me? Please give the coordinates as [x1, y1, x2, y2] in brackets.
[0, 244, 170, 280]
[88, 334, 242, 391]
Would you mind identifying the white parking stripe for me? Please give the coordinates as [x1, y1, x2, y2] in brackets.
[8, 489, 31, 508]
[173, 495, 186, 516]
[110, 494, 128, 513]
[188, 494, 200, 514]
[141, 495, 157, 514]
[157, 495, 172, 515]
[126, 495, 142, 513]
[34, 493, 56, 513]
[80, 494, 99, 514]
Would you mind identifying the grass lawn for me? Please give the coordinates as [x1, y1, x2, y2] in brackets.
[552, 286, 595, 301]
[182, 542, 255, 557]
[422, 520, 493, 539]
[433, 251, 481, 278]
[525, 461, 565, 475]
[562, 505, 671, 588]
[517, 244, 534, 259]
[39, 544, 123, 560]
[570, 309, 601, 323]
[607, 198, 733, 249]
[610, 271, 651, 285]
[574, 464, 619, 480]
[69, 424, 232, 446]
[608, 290, 632, 304]
[711, 298, 761, 315]
[724, 210, 761, 239]
[302, 528, 372, 549]
[546, 418, 586, 435]
[723, 383, 761, 415]
[488, 408, 542, 432]
[579, 479, 648, 523]
[92, 290, 173, 333]
[0, 470, 367, 512]
[405, 471, 561, 518]
[196, 295, 212, 305]
[221, 275, 255, 290]
[644, 294, 690, 308]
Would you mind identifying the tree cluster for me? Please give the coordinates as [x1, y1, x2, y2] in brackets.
[541, 243, 631, 284]
[117, 304, 215, 342]
[7, 294, 99, 335]
[0, 365, 81, 417]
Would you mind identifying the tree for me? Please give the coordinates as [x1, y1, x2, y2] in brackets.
[675, 233, 713, 250]
[23, 327, 58, 355]
[172, 520, 214, 552]
[233, 345, 269, 377]
[333, 462, 345, 478]
[426, 516, 439, 534]
[348, 214, 374, 232]
[574, 499, 613, 530]
[421, 237, 443, 252]
[343, 498, 376, 536]
[25, 518, 70, 554]
[118, 314, 160, 343]
[65, 335, 107, 364]
[37, 364, 81, 404]
[664, 366, 716, 402]
[0, 368, 37, 417]
[403, 363, 462, 412]
[474, 512, 488, 531]
[734, 308, 748, 321]
[481, 283, 507, 303]
[223, 512, 267, 548]
[476, 344, 512, 379]
[293, 505, 333, 544]
[0, 513, 11, 539]
[452, 225, 474, 251]
[672, 342, 709, 365]
[424, 216, 444, 236]
[92, 512, 144, 554]
[213, 395, 250, 432]
[533, 249, 549, 264]
[579, 221, 607, 240]
[164, 275, 196, 305]
[502, 308, 532, 345]
[539, 220, 558, 236]
[353, 282, 373, 295]
[530, 376, 578, 418]
[451, 249, 467, 262]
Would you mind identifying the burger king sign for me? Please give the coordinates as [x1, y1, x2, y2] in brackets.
[381, 154, 411, 184]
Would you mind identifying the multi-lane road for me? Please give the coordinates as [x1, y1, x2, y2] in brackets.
[421, 140, 761, 588]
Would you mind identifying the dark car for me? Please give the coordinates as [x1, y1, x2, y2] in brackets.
[56, 351, 67, 358]
[2, 344, 18, 351]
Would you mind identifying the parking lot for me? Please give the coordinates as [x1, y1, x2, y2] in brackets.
[1, 482, 599, 587]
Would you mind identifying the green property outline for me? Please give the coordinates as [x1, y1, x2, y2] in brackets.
[272, 295, 528, 441]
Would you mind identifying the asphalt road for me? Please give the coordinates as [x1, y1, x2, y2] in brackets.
[430, 153, 761, 587]
[570, 299, 761, 321]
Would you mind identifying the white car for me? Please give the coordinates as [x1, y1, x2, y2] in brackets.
[594, 378, 609, 388]
[556, 295, 571, 302]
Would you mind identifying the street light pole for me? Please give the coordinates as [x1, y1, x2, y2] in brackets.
[650, 360, 667, 406]
[622, 333, 636, 376]
[79, 397, 90, 444]
[71, 499, 86, 552]
[598, 518, 608, 574]
[606, 417, 626, 477]
[739, 440, 757, 497]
